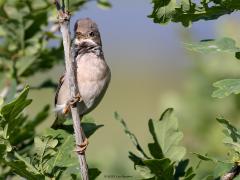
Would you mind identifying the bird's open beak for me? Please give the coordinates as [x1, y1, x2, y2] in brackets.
[74, 38, 97, 47]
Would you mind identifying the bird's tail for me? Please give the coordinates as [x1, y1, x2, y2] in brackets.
[51, 104, 67, 129]
[51, 116, 66, 129]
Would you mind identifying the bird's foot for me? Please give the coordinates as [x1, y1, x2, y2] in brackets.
[63, 103, 70, 114]
[70, 92, 81, 107]
[62, 93, 81, 114]
[74, 138, 89, 155]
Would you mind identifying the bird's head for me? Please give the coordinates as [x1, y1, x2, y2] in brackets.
[73, 18, 102, 47]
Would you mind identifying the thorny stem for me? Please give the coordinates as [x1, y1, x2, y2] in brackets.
[54, 0, 89, 179]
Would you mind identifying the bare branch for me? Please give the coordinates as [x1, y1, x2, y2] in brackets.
[54, 1, 89, 179]
[221, 164, 240, 180]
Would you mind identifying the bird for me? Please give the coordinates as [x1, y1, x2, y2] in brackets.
[53, 18, 111, 153]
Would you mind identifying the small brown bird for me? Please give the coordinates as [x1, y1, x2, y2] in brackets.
[53, 18, 111, 152]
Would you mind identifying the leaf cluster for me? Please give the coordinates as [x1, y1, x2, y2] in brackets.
[184, 37, 240, 99]
[149, 0, 240, 27]
[115, 108, 240, 179]
[0, 86, 103, 179]
[0, 0, 63, 82]
[115, 109, 195, 180]
[0, 0, 111, 92]
[193, 117, 240, 179]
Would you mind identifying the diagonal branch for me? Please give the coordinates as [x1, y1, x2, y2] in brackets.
[221, 164, 240, 180]
[54, 1, 89, 179]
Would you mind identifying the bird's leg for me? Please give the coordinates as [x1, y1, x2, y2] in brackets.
[62, 92, 81, 114]
[75, 125, 89, 154]
[69, 92, 81, 107]
[75, 138, 89, 155]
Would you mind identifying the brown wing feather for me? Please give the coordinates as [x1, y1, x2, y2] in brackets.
[54, 74, 65, 105]
[52, 74, 66, 129]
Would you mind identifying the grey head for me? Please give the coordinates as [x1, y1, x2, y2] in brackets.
[74, 18, 102, 46]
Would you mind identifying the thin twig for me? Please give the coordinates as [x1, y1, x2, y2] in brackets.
[54, 1, 89, 179]
[221, 164, 240, 180]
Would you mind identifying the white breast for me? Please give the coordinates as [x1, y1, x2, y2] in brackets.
[76, 53, 110, 111]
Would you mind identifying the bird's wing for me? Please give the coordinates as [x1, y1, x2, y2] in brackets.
[52, 74, 66, 129]
[55, 73, 65, 105]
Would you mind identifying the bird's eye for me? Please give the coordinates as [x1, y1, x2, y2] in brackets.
[89, 32, 95, 37]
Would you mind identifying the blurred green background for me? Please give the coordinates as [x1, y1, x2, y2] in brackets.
[4, 0, 240, 179]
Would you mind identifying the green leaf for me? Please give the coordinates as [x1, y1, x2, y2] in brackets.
[193, 153, 230, 164]
[148, 119, 164, 159]
[97, 0, 112, 9]
[143, 158, 174, 180]
[174, 159, 190, 179]
[59, 166, 80, 180]
[135, 165, 154, 179]
[149, 0, 240, 27]
[82, 116, 104, 138]
[5, 160, 43, 180]
[11, 105, 50, 145]
[213, 163, 233, 179]
[148, 108, 186, 162]
[0, 127, 12, 153]
[224, 140, 240, 153]
[0, 86, 33, 141]
[184, 38, 240, 55]
[1, 86, 31, 123]
[217, 118, 240, 143]
[216, 118, 240, 155]
[14, 152, 40, 175]
[16, 55, 38, 76]
[89, 168, 101, 180]
[45, 129, 77, 169]
[183, 167, 195, 180]
[33, 136, 58, 173]
[24, 11, 48, 40]
[114, 112, 149, 159]
[128, 151, 144, 168]
[202, 163, 233, 179]
[194, 153, 217, 162]
[212, 79, 240, 98]
[149, 0, 177, 24]
[62, 116, 104, 138]
[0, 144, 7, 159]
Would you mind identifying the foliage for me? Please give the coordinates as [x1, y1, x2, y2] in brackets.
[115, 109, 240, 179]
[0, 0, 62, 84]
[212, 79, 240, 98]
[193, 117, 240, 179]
[115, 109, 195, 180]
[184, 37, 240, 59]
[1, 0, 240, 179]
[184, 37, 240, 99]
[149, 0, 240, 178]
[0, 0, 111, 92]
[0, 86, 102, 179]
[0, 0, 110, 179]
[149, 0, 240, 27]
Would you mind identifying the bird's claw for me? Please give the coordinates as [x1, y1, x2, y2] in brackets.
[62, 93, 81, 114]
[74, 138, 89, 155]
[63, 103, 70, 114]
[70, 92, 81, 107]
